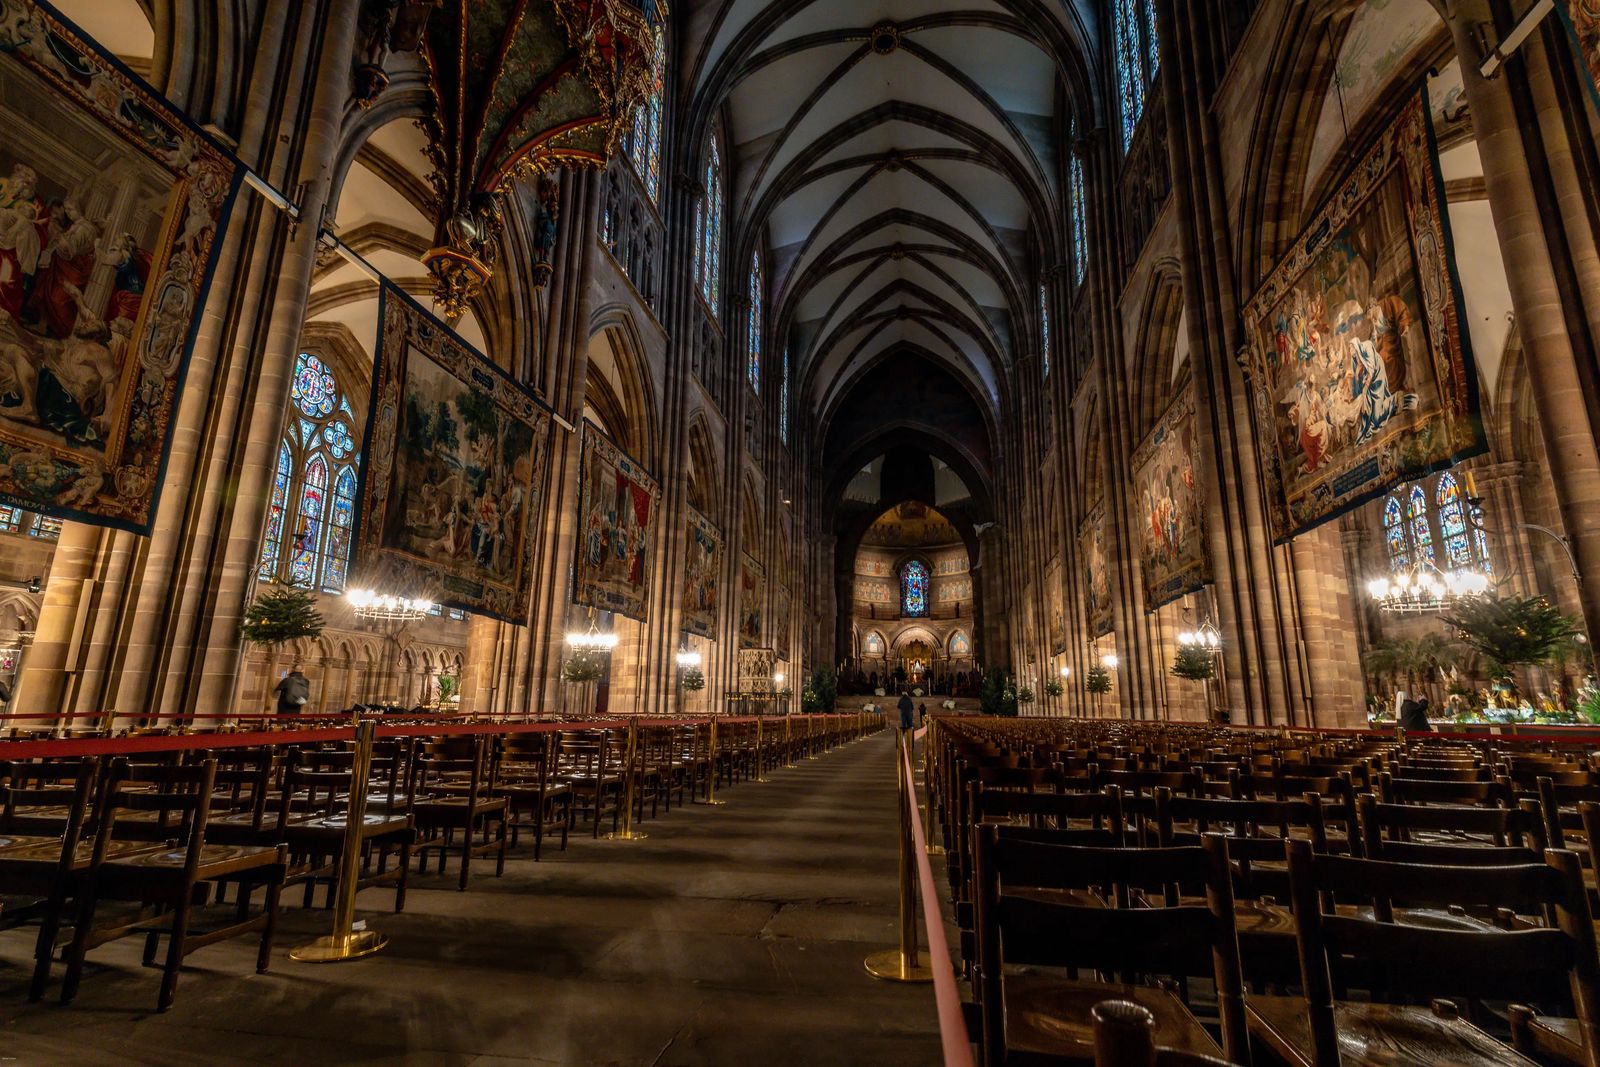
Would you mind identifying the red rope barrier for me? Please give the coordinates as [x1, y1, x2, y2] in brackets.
[901, 729, 975, 1067]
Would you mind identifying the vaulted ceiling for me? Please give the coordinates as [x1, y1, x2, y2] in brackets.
[681, 0, 1098, 499]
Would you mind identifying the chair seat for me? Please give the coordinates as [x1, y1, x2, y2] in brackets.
[1516, 1013, 1587, 1066]
[415, 797, 508, 815]
[1001, 974, 1222, 1064]
[288, 813, 411, 841]
[1246, 994, 1536, 1067]
[108, 842, 283, 881]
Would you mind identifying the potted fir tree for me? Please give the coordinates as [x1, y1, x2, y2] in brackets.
[240, 587, 324, 712]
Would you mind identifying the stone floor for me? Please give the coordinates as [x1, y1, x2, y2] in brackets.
[0, 730, 944, 1066]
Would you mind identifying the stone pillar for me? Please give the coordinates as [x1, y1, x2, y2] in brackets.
[1446, 1, 1600, 651]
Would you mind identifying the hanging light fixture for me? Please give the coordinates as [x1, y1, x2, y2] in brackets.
[1102, 653, 1119, 670]
[675, 649, 702, 669]
[1367, 562, 1490, 614]
[1177, 619, 1223, 653]
[347, 588, 433, 621]
[566, 616, 620, 652]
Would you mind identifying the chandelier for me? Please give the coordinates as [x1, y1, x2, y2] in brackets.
[347, 588, 434, 621]
[674, 649, 702, 669]
[1177, 620, 1222, 653]
[566, 617, 620, 651]
[1366, 562, 1491, 614]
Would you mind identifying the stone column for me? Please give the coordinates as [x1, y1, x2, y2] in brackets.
[1446, 1, 1600, 651]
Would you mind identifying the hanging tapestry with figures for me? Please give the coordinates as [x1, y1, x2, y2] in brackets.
[1079, 501, 1113, 638]
[1243, 88, 1483, 543]
[353, 286, 551, 622]
[738, 553, 764, 649]
[1132, 385, 1211, 609]
[0, 0, 240, 532]
[573, 422, 660, 623]
[1560, 1, 1600, 109]
[681, 506, 721, 639]
[1047, 555, 1067, 655]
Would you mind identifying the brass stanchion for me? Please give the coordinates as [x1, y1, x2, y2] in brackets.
[291, 719, 388, 962]
[703, 715, 727, 806]
[753, 716, 769, 782]
[605, 715, 647, 840]
[806, 715, 820, 759]
[922, 718, 946, 856]
[784, 715, 798, 769]
[865, 727, 932, 983]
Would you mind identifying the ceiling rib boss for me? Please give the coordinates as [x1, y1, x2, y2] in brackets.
[385, 0, 667, 320]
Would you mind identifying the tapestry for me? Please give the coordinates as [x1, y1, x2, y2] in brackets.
[573, 422, 660, 622]
[738, 553, 764, 649]
[0, 0, 240, 533]
[773, 585, 790, 660]
[681, 506, 721, 639]
[1046, 555, 1067, 655]
[1243, 88, 1483, 542]
[1560, 1, 1600, 110]
[1079, 501, 1113, 638]
[353, 287, 551, 622]
[1131, 385, 1211, 609]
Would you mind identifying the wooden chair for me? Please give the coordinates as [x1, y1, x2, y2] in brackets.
[1090, 1000, 1240, 1067]
[1245, 839, 1600, 1067]
[0, 758, 98, 1000]
[410, 736, 508, 890]
[278, 748, 414, 911]
[561, 730, 623, 836]
[60, 758, 288, 1011]
[498, 733, 573, 860]
[972, 828, 1249, 1065]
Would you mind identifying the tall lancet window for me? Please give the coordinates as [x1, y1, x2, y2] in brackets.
[748, 250, 763, 393]
[1039, 284, 1051, 378]
[258, 351, 361, 593]
[1114, 0, 1160, 150]
[779, 350, 790, 444]
[1070, 116, 1088, 286]
[694, 133, 725, 315]
[625, 30, 665, 201]
[901, 560, 930, 618]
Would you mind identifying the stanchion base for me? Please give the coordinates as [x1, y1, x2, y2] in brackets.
[290, 929, 388, 963]
[604, 828, 648, 841]
[754, 775, 770, 783]
[863, 949, 933, 983]
[702, 797, 728, 806]
[926, 844, 947, 856]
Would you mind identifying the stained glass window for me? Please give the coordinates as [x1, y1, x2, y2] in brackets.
[289, 454, 327, 587]
[779, 351, 790, 445]
[1070, 116, 1087, 286]
[901, 560, 930, 618]
[259, 352, 361, 592]
[748, 251, 763, 393]
[624, 31, 664, 201]
[1039, 284, 1051, 378]
[1408, 485, 1434, 564]
[1470, 498, 1494, 578]
[697, 134, 724, 315]
[291, 351, 337, 418]
[1114, 0, 1160, 151]
[0, 506, 19, 534]
[1383, 496, 1408, 571]
[1436, 473, 1472, 569]
[322, 465, 357, 592]
[258, 443, 292, 580]
[29, 514, 61, 540]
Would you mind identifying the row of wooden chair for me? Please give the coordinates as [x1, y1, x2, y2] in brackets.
[0, 713, 876, 1011]
[929, 717, 1600, 1066]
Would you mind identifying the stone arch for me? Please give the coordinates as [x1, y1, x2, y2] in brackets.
[585, 311, 661, 463]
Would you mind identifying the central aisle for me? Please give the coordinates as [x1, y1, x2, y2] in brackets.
[0, 730, 943, 1066]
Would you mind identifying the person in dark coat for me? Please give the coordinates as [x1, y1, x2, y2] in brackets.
[274, 669, 310, 715]
[897, 691, 915, 730]
[1398, 697, 1432, 732]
